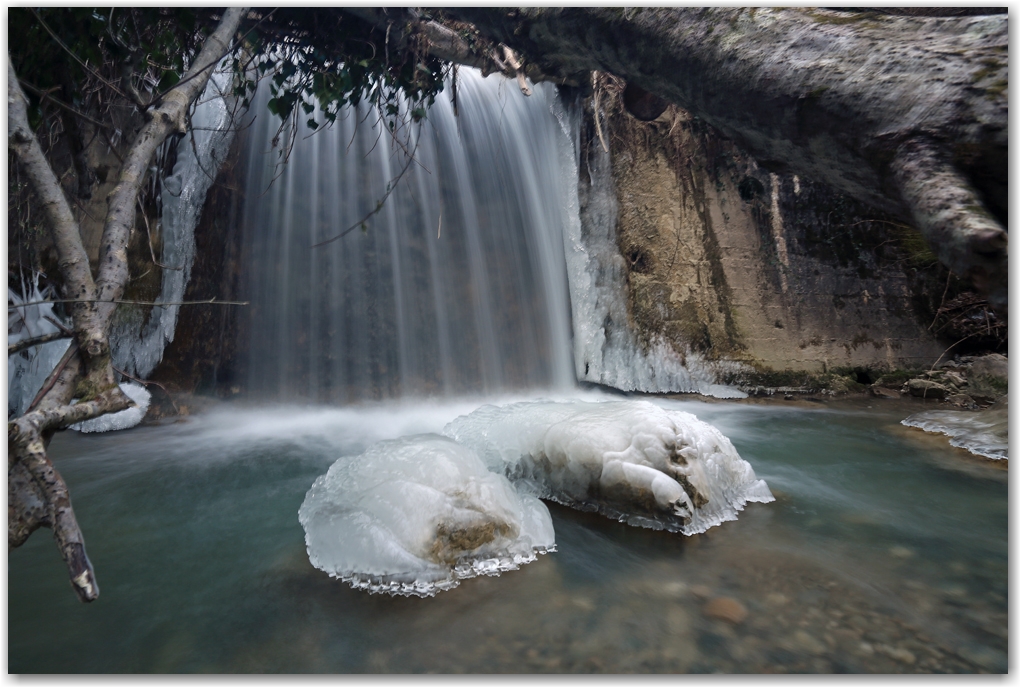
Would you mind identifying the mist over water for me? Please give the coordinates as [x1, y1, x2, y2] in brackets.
[8, 398, 1006, 673]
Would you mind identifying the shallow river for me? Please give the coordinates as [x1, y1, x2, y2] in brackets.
[9, 393, 1007, 673]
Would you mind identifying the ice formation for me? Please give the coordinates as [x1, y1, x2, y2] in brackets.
[299, 435, 555, 597]
[9, 277, 151, 430]
[902, 404, 1008, 460]
[70, 382, 152, 433]
[444, 399, 774, 534]
[109, 60, 237, 379]
[8, 275, 73, 418]
[556, 106, 746, 399]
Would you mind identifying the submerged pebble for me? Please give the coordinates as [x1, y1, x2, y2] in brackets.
[702, 597, 748, 625]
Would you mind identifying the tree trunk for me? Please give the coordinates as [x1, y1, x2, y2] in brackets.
[7, 7, 247, 602]
[446, 7, 1008, 316]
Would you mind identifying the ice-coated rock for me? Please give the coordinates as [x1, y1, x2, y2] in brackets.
[299, 434, 555, 597]
[443, 399, 774, 534]
[902, 403, 1008, 460]
[69, 383, 151, 433]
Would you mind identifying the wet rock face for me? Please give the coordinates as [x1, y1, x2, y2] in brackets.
[585, 87, 952, 377]
[896, 354, 1008, 408]
[907, 379, 949, 400]
[967, 353, 1008, 395]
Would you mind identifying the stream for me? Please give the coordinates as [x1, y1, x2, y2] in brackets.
[8, 393, 1006, 673]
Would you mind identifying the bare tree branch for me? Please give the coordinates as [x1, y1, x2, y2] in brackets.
[8, 54, 100, 342]
[93, 7, 246, 343]
[8, 331, 72, 356]
[7, 8, 249, 602]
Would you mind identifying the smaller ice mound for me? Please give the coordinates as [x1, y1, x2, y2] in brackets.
[903, 403, 1008, 460]
[70, 383, 151, 433]
[299, 435, 555, 597]
[443, 400, 774, 534]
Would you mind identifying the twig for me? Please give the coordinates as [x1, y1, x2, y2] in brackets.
[27, 342, 79, 413]
[16, 80, 116, 132]
[137, 197, 182, 270]
[112, 365, 179, 414]
[44, 315, 74, 336]
[311, 138, 420, 248]
[29, 8, 145, 109]
[100, 128, 126, 165]
[928, 332, 980, 373]
[8, 332, 73, 356]
[71, 196, 101, 224]
[9, 298, 249, 309]
[928, 270, 953, 330]
[148, 8, 278, 105]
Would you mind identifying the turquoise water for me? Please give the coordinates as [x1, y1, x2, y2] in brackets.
[8, 395, 1007, 673]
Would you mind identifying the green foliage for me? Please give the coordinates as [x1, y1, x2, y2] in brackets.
[234, 9, 446, 130]
[9, 8, 448, 140]
[8, 8, 210, 127]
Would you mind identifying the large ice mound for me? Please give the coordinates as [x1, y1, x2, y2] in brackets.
[70, 382, 151, 433]
[299, 434, 555, 597]
[443, 399, 774, 534]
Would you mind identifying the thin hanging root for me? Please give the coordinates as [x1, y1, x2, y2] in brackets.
[890, 138, 1008, 319]
[501, 45, 532, 96]
[592, 72, 609, 153]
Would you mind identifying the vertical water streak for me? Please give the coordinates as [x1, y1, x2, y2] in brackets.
[240, 69, 577, 403]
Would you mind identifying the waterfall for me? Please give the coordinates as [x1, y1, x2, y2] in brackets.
[240, 70, 576, 403]
[9, 66, 743, 419]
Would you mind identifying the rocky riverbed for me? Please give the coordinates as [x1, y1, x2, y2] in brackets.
[234, 499, 1006, 674]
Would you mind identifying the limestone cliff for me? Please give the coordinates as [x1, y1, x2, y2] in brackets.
[581, 76, 964, 382]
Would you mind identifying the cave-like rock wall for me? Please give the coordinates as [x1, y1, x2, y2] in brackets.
[586, 82, 948, 377]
